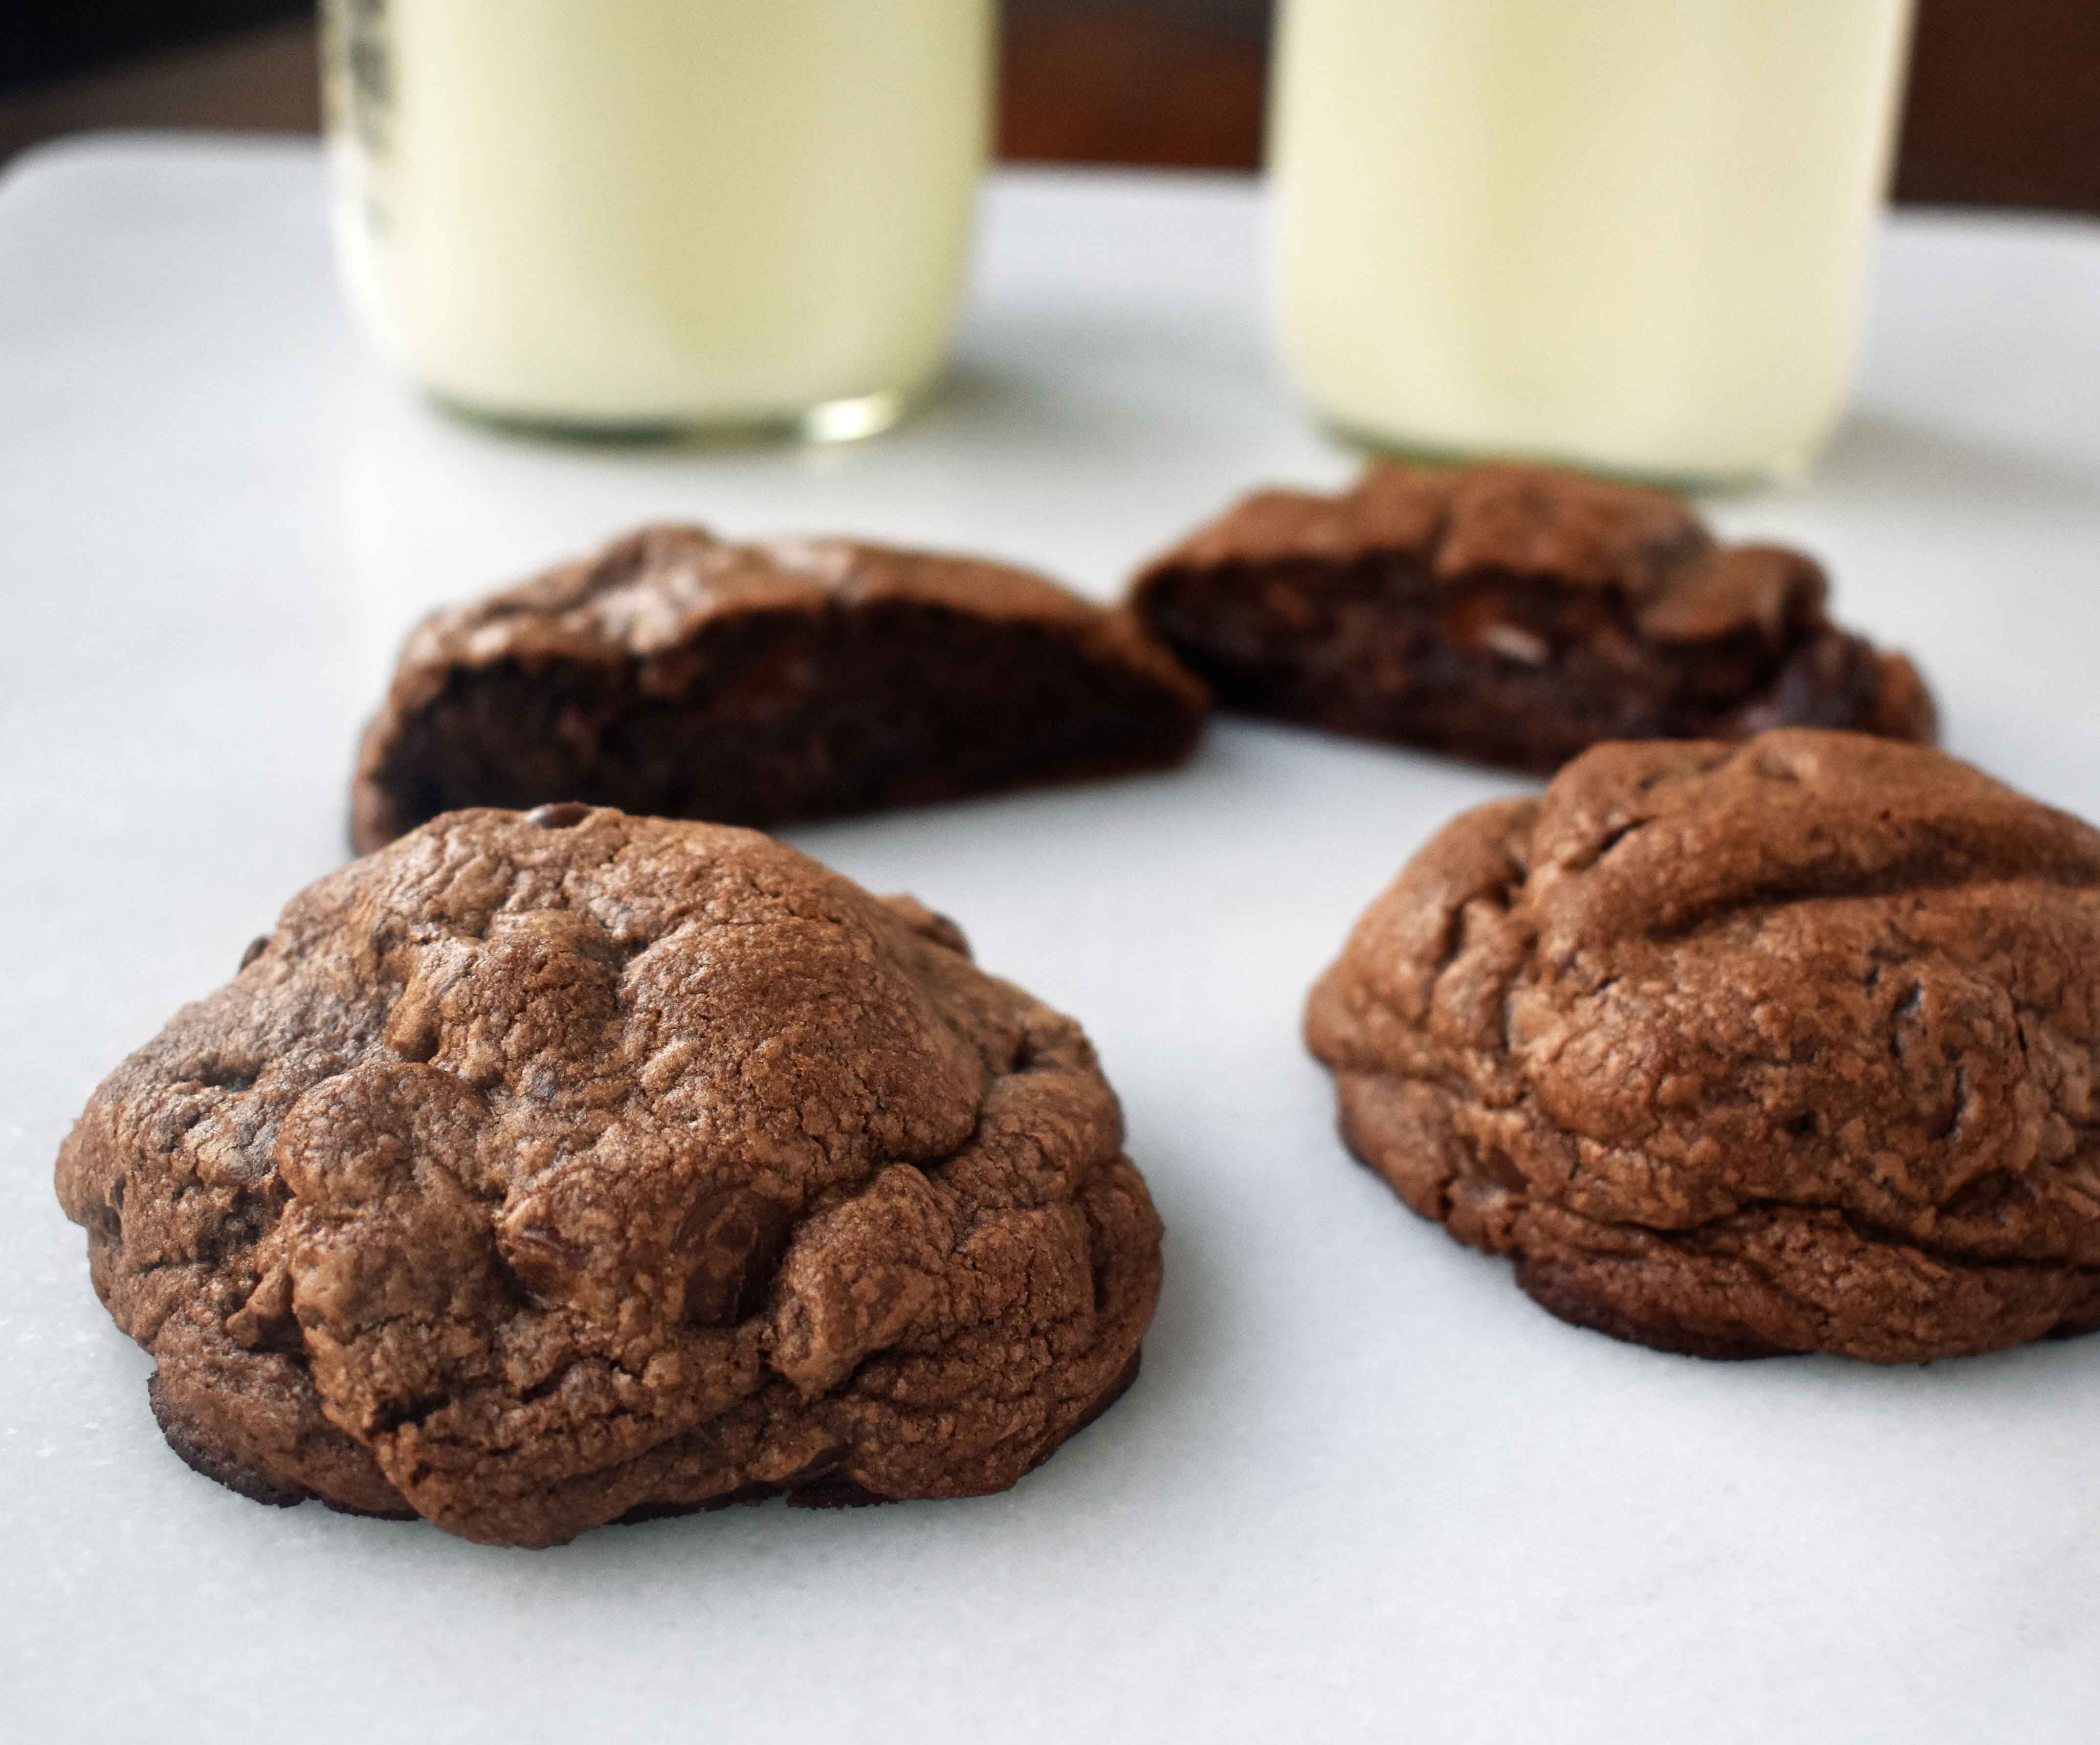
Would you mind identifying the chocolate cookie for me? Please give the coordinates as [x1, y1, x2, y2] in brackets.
[1305, 729, 2100, 1363]
[57, 807, 1162, 1545]
[1129, 462, 1935, 773]
[351, 526, 1209, 854]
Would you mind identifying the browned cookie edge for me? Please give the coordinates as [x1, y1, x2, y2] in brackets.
[148, 1369, 312, 1508]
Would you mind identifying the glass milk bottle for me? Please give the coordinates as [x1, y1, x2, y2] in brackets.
[1269, 0, 1917, 483]
[322, 0, 993, 438]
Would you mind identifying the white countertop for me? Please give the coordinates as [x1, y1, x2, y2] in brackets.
[4, 136, 2100, 1745]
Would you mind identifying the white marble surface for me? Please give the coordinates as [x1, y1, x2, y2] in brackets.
[4, 136, 2100, 1745]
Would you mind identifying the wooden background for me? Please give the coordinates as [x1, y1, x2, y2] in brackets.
[1, 0, 2096, 214]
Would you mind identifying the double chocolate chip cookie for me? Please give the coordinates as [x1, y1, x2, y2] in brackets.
[1307, 729, 2100, 1363]
[57, 807, 1162, 1545]
[1130, 462, 1936, 773]
[352, 525, 1209, 853]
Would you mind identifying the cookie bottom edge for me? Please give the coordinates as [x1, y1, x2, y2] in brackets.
[148, 1342, 1147, 1535]
[148, 1370, 414, 1517]
[1512, 1257, 1796, 1362]
[613, 1343, 1146, 1526]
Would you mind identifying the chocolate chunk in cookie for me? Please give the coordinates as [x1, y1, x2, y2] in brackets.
[1306, 729, 2100, 1363]
[1129, 462, 1935, 773]
[57, 809, 1163, 1545]
[351, 527, 1209, 854]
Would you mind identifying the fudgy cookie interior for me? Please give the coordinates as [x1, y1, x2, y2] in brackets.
[352, 527, 1208, 852]
[1132, 463, 1935, 772]
[361, 601, 1206, 845]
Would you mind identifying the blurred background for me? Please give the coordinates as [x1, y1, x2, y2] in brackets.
[3, 0, 2096, 212]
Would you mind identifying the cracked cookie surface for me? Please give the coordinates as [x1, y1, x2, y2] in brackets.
[57, 807, 1162, 1545]
[1306, 729, 2100, 1362]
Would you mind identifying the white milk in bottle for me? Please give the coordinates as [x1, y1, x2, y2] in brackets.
[323, 0, 993, 435]
[1269, 0, 1917, 481]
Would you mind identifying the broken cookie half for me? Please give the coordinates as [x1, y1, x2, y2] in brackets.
[57, 807, 1162, 1545]
[1129, 461, 1935, 773]
[351, 526, 1209, 853]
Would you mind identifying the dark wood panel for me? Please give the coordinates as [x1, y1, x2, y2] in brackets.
[999, 0, 1266, 168]
[1896, 0, 2100, 211]
[1000, 0, 1262, 167]
[0, 20, 317, 168]
[2, 2, 2096, 216]
[3, 0, 305, 88]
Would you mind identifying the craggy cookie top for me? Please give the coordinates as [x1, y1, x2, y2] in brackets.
[1307, 730, 2100, 1361]
[57, 807, 1162, 1544]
